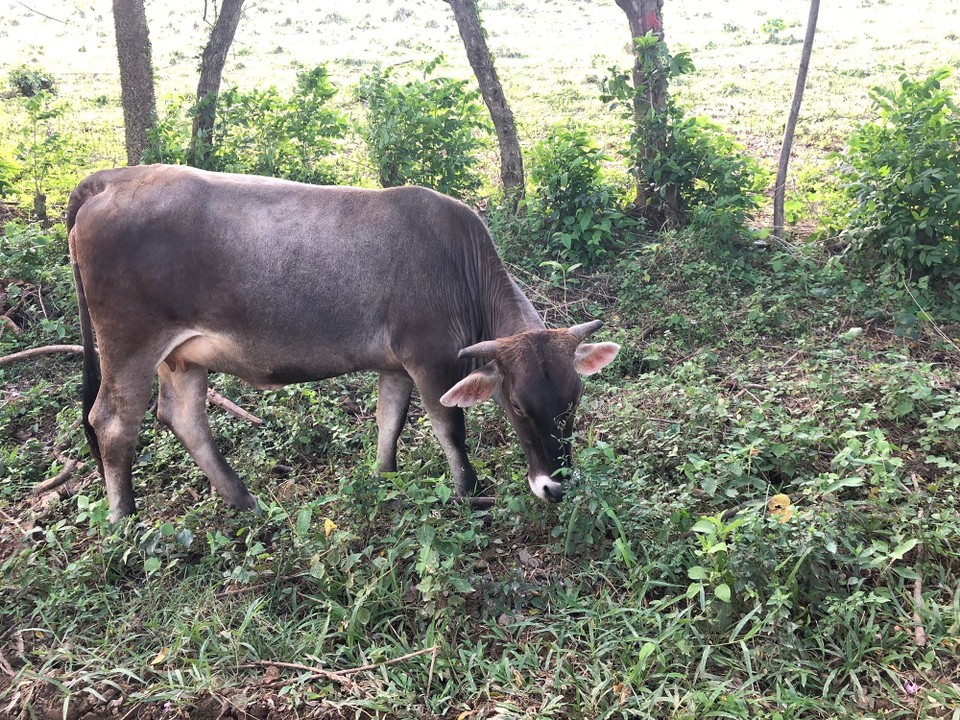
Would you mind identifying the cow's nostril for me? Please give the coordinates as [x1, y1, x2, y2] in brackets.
[543, 483, 563, 503]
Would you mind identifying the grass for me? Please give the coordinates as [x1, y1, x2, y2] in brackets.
[2, 1, 960, 718]
[2, 220, 959, 718]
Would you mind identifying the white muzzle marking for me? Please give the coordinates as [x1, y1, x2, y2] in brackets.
[529, 474, 563, 502]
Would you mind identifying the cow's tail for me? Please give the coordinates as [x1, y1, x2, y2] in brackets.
[67, 176, 106, 467]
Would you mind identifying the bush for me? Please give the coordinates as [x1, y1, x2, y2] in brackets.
[7, 65, 57, 97]
[660, 114, 767, 228]
[11, 92, 85, 223]
[833, 68, 960, 281]
[146, 66, 347, 184]
[602, 39, 767, 233]
[526, 124, 640, 266]
[356, 57, 491, 199]
[0, 151, 18, 199]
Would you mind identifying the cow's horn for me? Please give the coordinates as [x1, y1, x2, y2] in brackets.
[458, 340, 500, 359]
[568, 319, 602, 340]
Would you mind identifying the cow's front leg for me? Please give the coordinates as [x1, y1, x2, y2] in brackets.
[157, 362, 258, 512]
[375, 371, 414, 474]
[414, 372, 480, 497]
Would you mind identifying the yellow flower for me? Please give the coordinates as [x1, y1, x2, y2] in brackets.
[767, 494, 794, 523]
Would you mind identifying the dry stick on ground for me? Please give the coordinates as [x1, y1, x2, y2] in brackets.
[32, 458, 84, 495]
[239, 660, 356, 690]
[0, 344, 263, 425]
[911, 473, 927, 647]
[242, 646, 438, 690]
[0, 344, 85, 365]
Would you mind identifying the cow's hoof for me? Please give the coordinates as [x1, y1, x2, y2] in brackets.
[225, 491, 261, 514]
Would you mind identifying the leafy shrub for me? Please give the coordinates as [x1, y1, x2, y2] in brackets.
[832, 68, 960, 281]
[12, 92, 85, 223]
[0, 151, 18, 199]
[526, 124, 640, 266]
[7, 65, 56, 97]
[146, 66, 347, 184]
[760, 18, 799, 45]
[1, 221, 75, 350]
[602, 37, 767, 234]
[356, 57, 491, 199]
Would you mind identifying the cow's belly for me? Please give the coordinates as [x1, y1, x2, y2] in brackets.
[162, 331, 401, 388]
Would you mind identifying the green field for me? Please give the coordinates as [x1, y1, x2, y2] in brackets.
[2, 1, 960, 719]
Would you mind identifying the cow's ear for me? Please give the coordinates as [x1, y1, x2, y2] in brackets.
[440, 363, 503, 408]
[574, 342, 620, 376]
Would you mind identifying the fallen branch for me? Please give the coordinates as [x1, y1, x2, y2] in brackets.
[0, 344, 84, 366]
[2, 344, 263, 426]
[33, 458, 84, 495]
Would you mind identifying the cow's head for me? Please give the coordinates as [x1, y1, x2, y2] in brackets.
[440, 320, 619, 502]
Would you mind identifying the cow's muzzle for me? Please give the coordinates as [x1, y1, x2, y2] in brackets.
[529, 474, 564, 503]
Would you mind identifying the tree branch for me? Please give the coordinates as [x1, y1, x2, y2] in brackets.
[14, 1, 67, 24]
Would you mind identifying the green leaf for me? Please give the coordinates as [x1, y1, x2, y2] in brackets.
[886, 538, 920, 562]
[687, 565, 708, 580]
[714, 583, 732, 603]
[691, 519, 717, 534]
[296, 507, 313, 536]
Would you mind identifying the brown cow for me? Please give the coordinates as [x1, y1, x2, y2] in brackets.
[67, 165, 620, 521]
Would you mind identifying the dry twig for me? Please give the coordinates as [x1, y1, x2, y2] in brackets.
[240, 660, 355, 689]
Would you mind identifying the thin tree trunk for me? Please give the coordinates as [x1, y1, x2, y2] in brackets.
[773, 0, 820, 238]
[188, 0, 245, 167]
[112, 0, 156, 166]
[446, 0, 524, 207]
[614, 0, 676, 226]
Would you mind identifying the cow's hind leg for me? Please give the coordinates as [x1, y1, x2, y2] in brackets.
[375, 371, 414, 474]
[157, 362, 258, 512]
[89, 361, 154, 522]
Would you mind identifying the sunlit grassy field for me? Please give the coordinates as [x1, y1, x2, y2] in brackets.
[2, 0, 958, 169]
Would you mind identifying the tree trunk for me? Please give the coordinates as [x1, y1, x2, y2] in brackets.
[446, 0, 524, 207]
[614, 0, 677, 226]
[112, 0, 156, 166]
[773, 0, 820, 239]
[188, 0, 245, 168]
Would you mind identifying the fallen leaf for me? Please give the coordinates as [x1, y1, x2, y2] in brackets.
[150, 646, 170, 665]
[768, 494, 794, 523]
[324, 518, 337, 538]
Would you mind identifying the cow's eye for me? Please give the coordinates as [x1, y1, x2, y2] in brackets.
[511, 401, 526, 418]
